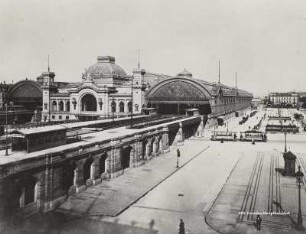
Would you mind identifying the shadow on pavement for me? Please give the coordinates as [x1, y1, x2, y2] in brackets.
[1, 211, 158, 234]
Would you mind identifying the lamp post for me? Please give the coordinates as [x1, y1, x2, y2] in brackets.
[284, 130, 287, 153]
[296, 165, 304, 230]
[112, 97, 115, 123]
[131, 76, 133, 128]
[5, 102, 8, 156]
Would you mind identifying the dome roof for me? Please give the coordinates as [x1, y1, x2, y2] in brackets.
[177, 68, 192, 78]
[84, 56, 127, 80]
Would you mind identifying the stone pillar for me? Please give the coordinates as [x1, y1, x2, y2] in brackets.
[115, 100, 119, 117]
[125, 100, 129, 115]
[75, 163, 86, 193]
[145, 141, 151, 160]
[134, 135, 144, 166]
[73, 168, 78, 186]
[129, 147, 136, 167]
[35, 181, 44, 211]
[92, 157, 102, 185]
[159, 138, 163, 154]
[108, 139, 123, 178]
[152, 140, 157, 156]
[44, 153, 53, 210]
[63, 100, 66, 112]
[105, 151, 112, 176]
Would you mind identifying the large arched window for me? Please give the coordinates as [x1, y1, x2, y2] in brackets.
[81, 94, 97, 111]
[119, 101, 125, 113]
[66, 101, 70, 112]
[72, 98, 77, 110]
[52, 101, 57, 111]
[59, 101, 64, 112]
[111, 101, 116, 113]
[128, 102, 132, 113]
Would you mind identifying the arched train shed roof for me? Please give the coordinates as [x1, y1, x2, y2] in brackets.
[146, 77, 212, 103]
[9, 80, 42, 99]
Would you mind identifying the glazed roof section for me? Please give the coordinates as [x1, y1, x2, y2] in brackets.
[144, 72, 252, 98]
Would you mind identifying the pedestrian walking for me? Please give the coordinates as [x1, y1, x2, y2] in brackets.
[179, 219, 185, 234]
[256, 215, 262, 231]
[177, 149, 181, 157]
[176, 149, 181, 168]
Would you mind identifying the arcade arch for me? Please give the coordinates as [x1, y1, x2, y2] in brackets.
[81, 94, 97, 112]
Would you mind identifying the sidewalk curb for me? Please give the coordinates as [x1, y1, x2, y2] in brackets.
[204, 154, 243, 234]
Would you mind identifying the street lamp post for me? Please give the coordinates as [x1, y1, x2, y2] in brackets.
[131, 76, 133, 128]
[296, 165, 304, 230]
[112, 97, 115, 123]
[5, 102, 8, 156]
[284, 130, 287, 153]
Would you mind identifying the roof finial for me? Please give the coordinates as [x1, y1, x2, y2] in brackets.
[137, 49, 140, 69]
[47, 55, 50, 72]
[218, 60, 221, 84]
[235, 71, 238, 89]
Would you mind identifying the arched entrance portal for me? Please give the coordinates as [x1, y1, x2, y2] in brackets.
[63, 161, 76, 192]
[81, 94, 97, 112]
[83, 157, 93, 182]
[121, 146, 132, 169]
[99, 153, 108, 174]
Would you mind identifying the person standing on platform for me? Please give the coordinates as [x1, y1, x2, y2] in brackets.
[256, 215, 262, 231]
[179, 219, 185, 234]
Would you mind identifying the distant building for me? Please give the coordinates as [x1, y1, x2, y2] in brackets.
[251, 97, 262, 108]
[268, 92, 299, 107]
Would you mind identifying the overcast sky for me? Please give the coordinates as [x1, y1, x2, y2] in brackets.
[0, 0, 305, 96]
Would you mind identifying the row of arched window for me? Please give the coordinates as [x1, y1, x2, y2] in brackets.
[50, 100, 70, 112]
[49, 99, 138, 113]
[111, 101, 132, 113]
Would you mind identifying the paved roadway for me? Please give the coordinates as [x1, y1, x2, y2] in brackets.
[100, 141, 241, 234]
[99, 107, 306, 234]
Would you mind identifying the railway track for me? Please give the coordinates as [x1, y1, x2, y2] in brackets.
[268, 154, 282, 213]
[237, 153, 264, 222]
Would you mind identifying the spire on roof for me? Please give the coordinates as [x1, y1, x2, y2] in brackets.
[218, 60, 221, 84]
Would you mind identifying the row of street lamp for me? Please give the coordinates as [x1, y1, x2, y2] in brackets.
[284, 129, 304, 230]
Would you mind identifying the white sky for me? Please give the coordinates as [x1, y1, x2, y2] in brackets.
[0, 0, 305, 96]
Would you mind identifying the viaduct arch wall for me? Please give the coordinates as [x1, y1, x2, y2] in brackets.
[0, 116, 204, 222]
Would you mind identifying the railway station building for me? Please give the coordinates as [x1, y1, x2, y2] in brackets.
[5, 55, 253, 123]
